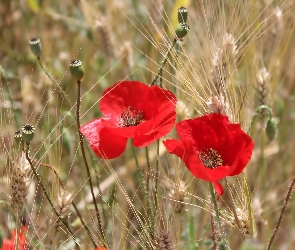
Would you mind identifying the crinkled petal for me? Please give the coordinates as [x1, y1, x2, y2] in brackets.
[176, 114, 229, 151]
[133, 87, 176, 147]
[227, 124, 254, 176]
[163, 139, 186, 160]
[80, 119, 127, 159]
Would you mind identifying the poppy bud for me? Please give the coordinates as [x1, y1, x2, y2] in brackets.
[265, 117, 277, 141]
[69, 59, 84, 81]
[21, 124, 35, 144]
[175, 22, 190, 39]
[29, 38, 42, 59]
[14, 130, 24, 149]
[178, 6, 188, 23]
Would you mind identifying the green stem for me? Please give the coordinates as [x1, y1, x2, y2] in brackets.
[131, 146, 152, 227]
[37, 58, 72, 109]
[248, 105, 273, 134]
[242, 174, 254, 237]
[25, 146, 81, 250]
[153, 140, 160, 225]
[209, 183, 227, 245]
[76, 80, 108, 248]
[144, 146, 154, 237]
[267, 176, 295, 250]
[151, 39, 177, 87]
[32, 158, 97, 247]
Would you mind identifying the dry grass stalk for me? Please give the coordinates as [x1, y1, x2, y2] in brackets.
[154, 229, 173, 250]
[170, 181, 187, 214]
[256, 67, 270, 116]
[236, 207, 251, 238]
[55, 189, 72, 221]
[211, 33, 238, 95]
[9, 152, 30, 212]
[95, 20, 114, 59]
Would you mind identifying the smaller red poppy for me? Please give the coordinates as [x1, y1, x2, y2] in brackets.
[81, 80, 176, 159]
[163, 114, 254, 197]
[0, 239, 14, 250]
[0, 225, 28, 250]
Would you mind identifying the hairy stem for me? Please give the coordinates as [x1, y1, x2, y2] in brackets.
[209, 183, 227, 246]
[153, 140, 160, 224]
[131, 145, 154, 247]
[248, 105, 273, 134]
[25, 147, 81, 250]
[76, 80, 108, 247]
[37, 58, 72, 110]
[145, 146, 155, 225]
[242, 173, 255, 237]
[131, 146, 152, 221]
[267, 176, 295, 250]
[32, 157, 97, 248]
[151, 39, 177, 87]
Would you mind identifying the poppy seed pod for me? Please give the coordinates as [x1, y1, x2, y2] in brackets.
[29, 38, 42, 59]
[21, 124, 35, 144]
[14, 130, 24, 149]
[265, 117, 277, 141]
[178, 6, 188, 23]
[69, 59, 84, 81]
[175, 22, 190, 39]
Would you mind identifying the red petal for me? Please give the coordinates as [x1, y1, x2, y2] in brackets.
[133, 87, 176, 147]
[1, 239, 14, 250]
[213, 181, 224, 199]
[100, 81, 158, 119]
[101, 117, 153, 138]
[226, 124, 254, 176]
[163, 139, 186, 159]
[80, 119, 127, 159]
[176, 114, 229, 151]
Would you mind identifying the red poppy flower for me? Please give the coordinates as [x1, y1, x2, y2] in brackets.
[80, 80, 176, 159]
[10, 226, 28, 250]
[163, 114, 254, 197]
[0, 225, 28, 250]
[0, 239, 14, 250]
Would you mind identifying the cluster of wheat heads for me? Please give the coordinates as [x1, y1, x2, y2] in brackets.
[1, 0, 295, 249]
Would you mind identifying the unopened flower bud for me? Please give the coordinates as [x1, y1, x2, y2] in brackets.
[21, 124, 35, 144]
[14, 130, 24, 149]
[69, 59, 84, 81]
[29, 38, 42, 59]
[265, 117, 277, 141]
[178, 6, 188, 23]
[175, 22, 190, 39]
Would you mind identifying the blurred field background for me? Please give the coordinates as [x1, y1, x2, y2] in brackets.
[1, 0, 295, 249]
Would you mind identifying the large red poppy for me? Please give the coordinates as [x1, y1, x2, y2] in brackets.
[80, 80, 176, 159]
[163, 114, 254, 197]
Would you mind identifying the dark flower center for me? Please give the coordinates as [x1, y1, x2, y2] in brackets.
[118, 106, 145, 127]
[198, 148, 223, 169]
[22, 124, 35, 134]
